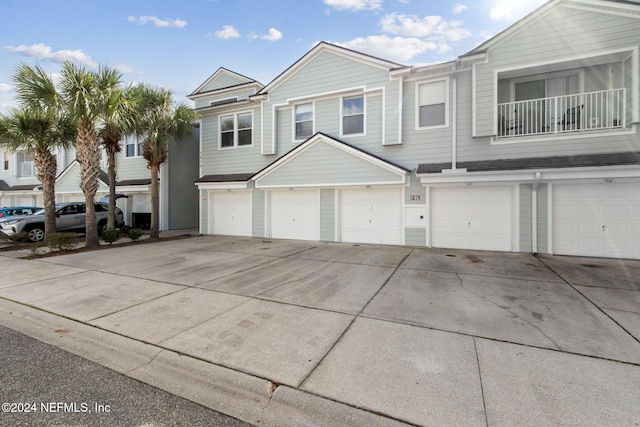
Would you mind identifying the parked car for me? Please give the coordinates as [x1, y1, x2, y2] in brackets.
[2, 202, 124, 243]
[0, 206, 42, 219]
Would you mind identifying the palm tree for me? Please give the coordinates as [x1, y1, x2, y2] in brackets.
[0, 107, 75, 241]
[135, 86, 199, 239]
[57, 62, 125, 248]
[2, 64, 75, 241]
[98, 85, 138, 230]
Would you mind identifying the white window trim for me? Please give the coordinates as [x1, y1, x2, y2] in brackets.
[2, 151, 9, 172]
[415, 78, 449, 130]
[293, 102, 315, 142]
[124, 134, 144, 159]
[218, 110, 254, 150]
[340, 94, 366, 137]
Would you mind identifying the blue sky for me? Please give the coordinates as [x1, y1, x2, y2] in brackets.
[0, 0, 548, 112]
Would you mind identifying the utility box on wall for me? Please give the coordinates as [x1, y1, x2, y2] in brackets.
[405, 205, 426, 228]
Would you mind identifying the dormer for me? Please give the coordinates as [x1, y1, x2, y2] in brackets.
[188, 67, 264, 110]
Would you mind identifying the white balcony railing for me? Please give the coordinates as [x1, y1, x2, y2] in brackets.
[497, 88, 626, 138]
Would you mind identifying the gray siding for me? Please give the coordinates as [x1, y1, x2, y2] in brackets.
[201, 190, 209, 233]
[257, 141, 404, 187]
[116, 152, 149, 180]
[319, 189, 335, 241]
[519, 184, 532, 253]
[252, 189, 265, 237]
[194, 88, 257, 109]
[468, 5, 640, 161]
[168, 130, 199, 230]
[405, 228, 426, 247]
[536, 184, 549, 254]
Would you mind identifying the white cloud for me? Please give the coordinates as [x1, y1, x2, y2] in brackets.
[4, 43, 97, 68]
[114, 64, 143, 74]
[335, 35, 439, 62]
[261, 28, 283, 42]
[324, 0, 382, 11]
[127, 15, 187, 28]
[489, 0, 548, 21]
[0, 83, 12, 93]
[214, 25, 241, 39]
[380, 13, 471, 42]
[453, 4, 468, 14]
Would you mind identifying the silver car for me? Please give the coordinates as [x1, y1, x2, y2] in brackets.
[3, 202, 124, 243]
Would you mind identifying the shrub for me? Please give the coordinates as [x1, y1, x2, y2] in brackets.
[47, 233, 78, 251]
[127, 227, 144, 242]
[102, 228, 121, 245]
[7, 231, 28, 243]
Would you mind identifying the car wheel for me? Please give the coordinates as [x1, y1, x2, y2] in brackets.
[26, 226, 45, 243]
[98, 220, 107, 236]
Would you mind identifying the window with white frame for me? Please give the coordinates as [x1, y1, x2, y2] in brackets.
[18, 152, 35, 177]
[342, 95, 364, 135]
[220, 111, 253, 148]
[417, 80, 447, 128]
[295, 103, 313, 140]
[2, 151, 9, 171]
[124, 134, 143, 158]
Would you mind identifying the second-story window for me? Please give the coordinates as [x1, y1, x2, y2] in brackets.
[2, 151, 9, 171]
[342, 95, 364, 135]
[295, 103, 313, 140]
[418, 80, 447, 128]
[220, 112, 253, 149]
[125, 134, 143, 158]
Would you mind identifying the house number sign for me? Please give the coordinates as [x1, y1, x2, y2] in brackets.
[410, 195, 421, 201]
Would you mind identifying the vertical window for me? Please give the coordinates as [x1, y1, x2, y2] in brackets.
[219, 112, 253, 149]
[2, 151, 8, 171]
[295, 103, 313, 140]
[418, 81, 447, 127]
[125, 134, 142, 157]
[342, 95, 364, 135]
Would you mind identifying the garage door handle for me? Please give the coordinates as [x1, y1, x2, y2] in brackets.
[602, 225, 605, 231]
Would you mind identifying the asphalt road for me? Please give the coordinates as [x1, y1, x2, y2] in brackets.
[0, 325, 254, 427]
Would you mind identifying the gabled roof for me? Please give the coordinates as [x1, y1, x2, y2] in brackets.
[252, 132, 409, 188]
[189, 67, 263, 99]
[467, 0, 640, 56]
[256, 42, 405, 96]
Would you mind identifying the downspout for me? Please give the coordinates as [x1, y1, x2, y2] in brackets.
[451, 66, 458, 169]
[532, 172, 541, 254]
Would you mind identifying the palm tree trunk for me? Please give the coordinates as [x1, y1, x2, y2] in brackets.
[34, 150, 58, 240]
[106, 149, 117, 230]
[76, 117, 101, 248]
[149, 163, 160, 239]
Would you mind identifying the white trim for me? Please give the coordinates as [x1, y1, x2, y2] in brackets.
[252, 133, 408, 186]
[218, 110, 255, 150]
[415, 77, 450, 130]
[197, 119, 203, 179]
[340, 94, 366, 138]
[491, 125, 637, 145]
[513, 183, 519, 252]
[196, 181, 251, 190]
[547, 184, 553, 255]
[396, 77, 402, 145]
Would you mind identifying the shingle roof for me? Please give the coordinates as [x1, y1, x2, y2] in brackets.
[195, 173, 255, 183]
[417, 151, 640, 174]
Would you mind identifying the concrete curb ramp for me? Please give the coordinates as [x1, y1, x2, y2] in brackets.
[1, 235, 639, 426]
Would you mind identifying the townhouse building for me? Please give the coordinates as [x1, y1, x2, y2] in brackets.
[190, 0, 640, 260]
[0, 131, 199, 230]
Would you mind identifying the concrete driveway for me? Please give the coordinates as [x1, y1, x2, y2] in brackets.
[1, 235, 639, 426]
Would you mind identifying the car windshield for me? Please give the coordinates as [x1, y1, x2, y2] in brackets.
[34, 209, 45, 216]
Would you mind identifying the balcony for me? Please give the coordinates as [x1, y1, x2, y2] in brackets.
[497, 88, 626, 138]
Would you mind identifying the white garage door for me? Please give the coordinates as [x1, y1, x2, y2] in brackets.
[211, 191, 251, 236]
[340, 187, 402, 245]
[553, 182, 640, 259]
[431, 186, 513, 251]
[270, 190, 318, 241]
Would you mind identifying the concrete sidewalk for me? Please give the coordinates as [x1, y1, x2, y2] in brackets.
[1, 235, 639, 426]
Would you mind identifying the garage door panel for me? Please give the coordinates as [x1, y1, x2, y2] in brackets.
[553, 183, 640, 259]
[212, 191, 251, 236]
[271, 190, 318, 241]
[431, 186, 513, 252]
[340, 188, 402, 245]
